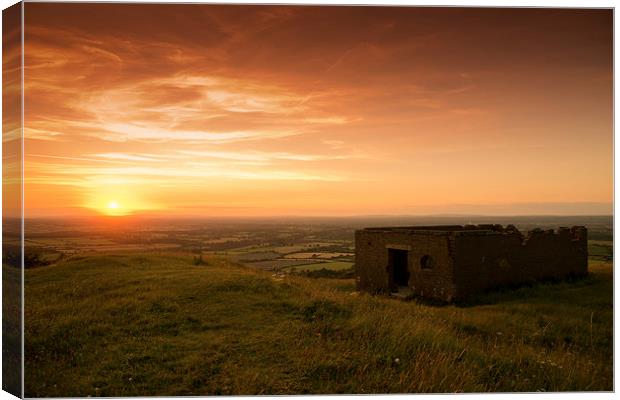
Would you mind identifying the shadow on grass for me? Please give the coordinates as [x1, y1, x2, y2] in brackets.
[404, 271, 606, 308]
[456, 272, 603, 308]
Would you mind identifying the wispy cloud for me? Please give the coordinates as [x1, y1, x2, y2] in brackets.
[27, 160, 344, 185]
[93, 153, 167, 162]
[27, 153, 131, 164]
[178, 149, 354, 163]
[98, 123, 297, 143]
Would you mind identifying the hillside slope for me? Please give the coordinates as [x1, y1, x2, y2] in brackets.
[24, 254, 612, 396]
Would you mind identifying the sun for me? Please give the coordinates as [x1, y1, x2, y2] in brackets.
[85, 191, 160, 216]
[103, 200, 127, 216]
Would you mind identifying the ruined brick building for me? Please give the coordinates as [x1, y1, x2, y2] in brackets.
[354, 225, 588, 302]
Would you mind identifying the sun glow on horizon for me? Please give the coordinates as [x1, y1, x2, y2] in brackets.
[82, 190, 161, 217]
[101, 199, 129, 216]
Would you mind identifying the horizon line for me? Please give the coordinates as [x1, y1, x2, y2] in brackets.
[10, 213, 614, 221]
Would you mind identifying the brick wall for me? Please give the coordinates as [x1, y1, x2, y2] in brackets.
[354, 225, 588, 302]
[355, 228, 457, 301]
[452, 226, 588, 299]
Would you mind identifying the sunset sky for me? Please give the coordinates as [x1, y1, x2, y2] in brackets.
[21, 4, 612, 217]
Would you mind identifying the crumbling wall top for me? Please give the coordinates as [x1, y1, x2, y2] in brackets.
[360, 225, 587, 241]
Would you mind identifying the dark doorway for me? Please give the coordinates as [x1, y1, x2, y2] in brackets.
[388, 248, 410, 288]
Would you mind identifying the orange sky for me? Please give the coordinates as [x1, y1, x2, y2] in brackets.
[21, 4, 612, 217]
[2, 3, 22, 219]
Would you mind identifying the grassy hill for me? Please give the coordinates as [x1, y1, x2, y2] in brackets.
[24, 254, 612, 396]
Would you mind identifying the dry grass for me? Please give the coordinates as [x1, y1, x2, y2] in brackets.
[3, 263, 22, 396]
[24, 254, 612, 396]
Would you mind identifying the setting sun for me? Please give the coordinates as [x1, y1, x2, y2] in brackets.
[82, 190, 161, 217]
[103, 200, 127, 216]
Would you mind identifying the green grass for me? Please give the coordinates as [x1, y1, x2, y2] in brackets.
[588, 241, 613, 261]
[222, 242, 337, 255]
[25, 254, 612, 396]
[3, 264, 22, 396]
[284, 261, 354, 272]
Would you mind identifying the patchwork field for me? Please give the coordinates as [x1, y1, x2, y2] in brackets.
[283, 261, 355, 273]
[19, 216, 612, 277]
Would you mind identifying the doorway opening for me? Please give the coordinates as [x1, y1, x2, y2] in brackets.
[388, 248, 410, 289]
